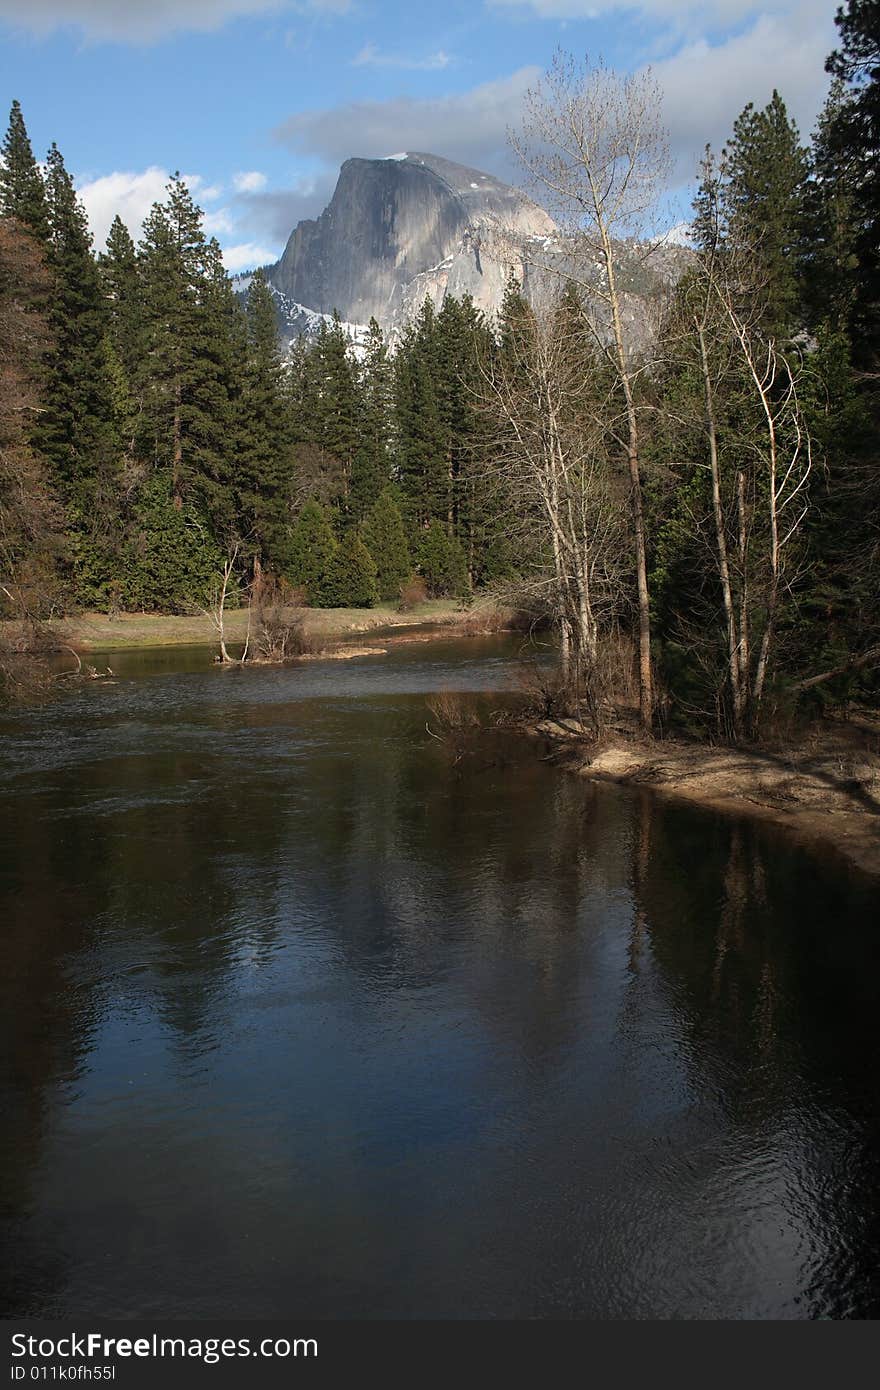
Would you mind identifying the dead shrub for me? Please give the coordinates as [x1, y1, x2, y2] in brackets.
[515, 664, 583, 722]
[250, 575, 315, 662]
[512, 633, 636, 735]
[255, 612, 314, 661]
[0, 622, 76, 700]
[452, 605, 540, 636]
[425, 690, 484, 732]
[398, 577, 427, 611]
[596, 630, 638, 707]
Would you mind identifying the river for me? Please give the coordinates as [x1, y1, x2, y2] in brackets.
[1, 635, 878, 1318]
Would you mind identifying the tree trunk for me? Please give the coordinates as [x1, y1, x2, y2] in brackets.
[603, 233, 653, 733]
[697, 318, 744, 736]
[172, 374, 183, 510]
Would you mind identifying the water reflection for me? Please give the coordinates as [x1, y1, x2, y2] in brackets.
[1, 638, 878, 1318]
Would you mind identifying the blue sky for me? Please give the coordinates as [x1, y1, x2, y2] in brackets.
[0, 0, 838, 271]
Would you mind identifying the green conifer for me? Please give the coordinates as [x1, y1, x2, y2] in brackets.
[123, 472, 224, 611]
[362, 488, 411, 601]
[237, 269, 292, 571]
[287, 498, 337, 603]
[394, 299, 447, 529]
[0, 101, 49, 239]
[99, 216, 142, 383]
[312, 313, 361, 518]
[722, 91, 810, 335]
[324, 529, 378, 608]
[137, 176, 240, 519]
[416, 520, 468, 598]
[826, 0, 880, 361]
[36, 142, 118, 602]
[349, 318, 393, 523]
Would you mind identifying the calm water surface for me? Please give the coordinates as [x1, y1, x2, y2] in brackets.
[1, 636, 879, 1319]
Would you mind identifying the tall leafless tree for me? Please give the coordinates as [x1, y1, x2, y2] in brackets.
[201, 538, 251, 665]
[660, 160, 813, 736]
[479, 294, 627, 732]
[510, 52, 672, 732]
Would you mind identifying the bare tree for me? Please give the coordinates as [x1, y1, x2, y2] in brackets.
[201, 539, 251, 665]
[675, 161, 813, 736]
[479, 293, 627, 732]
[250, 571, 311, 662]
[510, 52, 672, 732]
[200, 546, 314, 668]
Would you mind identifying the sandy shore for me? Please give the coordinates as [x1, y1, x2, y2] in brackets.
[532, 712, 880, 880]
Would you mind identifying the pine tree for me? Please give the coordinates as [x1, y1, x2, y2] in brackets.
[100, 217, 141, 380]
[237, 269, 292, 572]
[362, 488, 411, 601]
[795, 326, 876, 691]
[0, 101, 49, 240]
[416, 520, 468, 598]
[123, 472, 224, 612]
[37, 143, 119, 602]
[194, 232, 244, 525]
[283, 336, 317, 445]
[435, 293, 479, 535]
[691, 145, 727, 258]
[127, 176, 245, 608]
[436, 292, 505, 585]
[286, 498, 337, 603]
[311, 313, 361, 521]
[324, 529, 377, 608]
[394, 299, 447, 531]
[721, 91, 810, 336]
[826, 0, 880, 362]
[137, 176, 239, 519]
[349, 317, 392, 524]
[97, 217, 142, 464]
[41, 144, 109, 479]
[0, 216, 63, 620]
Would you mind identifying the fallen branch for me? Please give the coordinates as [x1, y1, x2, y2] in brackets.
[789, 646, 880, 694]
[57, 644, 82, 677]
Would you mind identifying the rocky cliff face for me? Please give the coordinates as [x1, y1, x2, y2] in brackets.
[259, 152, 553, 346]
[253, 151, 689, 350]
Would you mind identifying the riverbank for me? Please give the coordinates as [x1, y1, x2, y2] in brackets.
[533, 712, 880, 880]
[31, 599, 477, 652]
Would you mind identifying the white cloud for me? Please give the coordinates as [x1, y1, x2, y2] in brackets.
[233, 170, 268, 193]
[221, 241, 280, 272]
[275, 67, 543, 174]
[75, 165, 287, 266]
[203, 207, 236, 235]
[653, 6, 836, 180]
[272, 0, 833, 212]
[76, 166, 171, 248]
[0, 0, 350, 42]
[352, 43, 453, 71]
[66, 0, 835, 264]
[76, 167, 235, 247]
[488, 0, 811, 23]
[232, 173, 334, 239]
